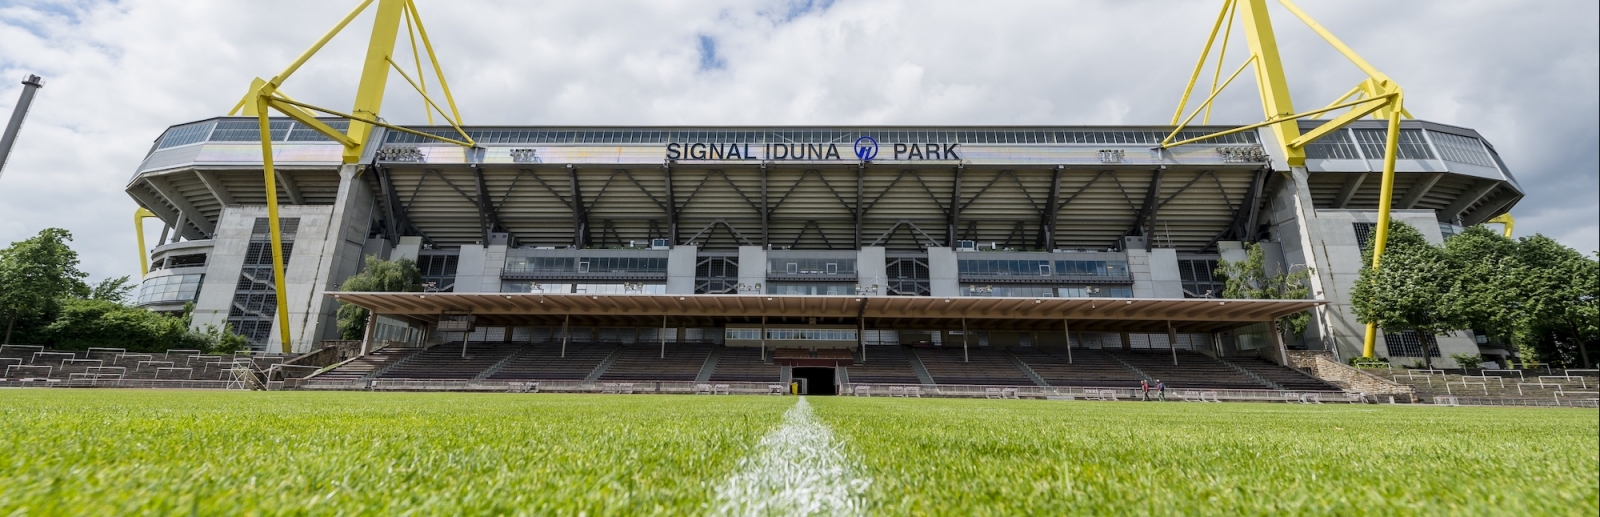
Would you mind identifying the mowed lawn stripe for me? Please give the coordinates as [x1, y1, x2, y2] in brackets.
[0, 390, 791, 515]
[811, 398, 1599, 516]
[711, 397, 870, 516]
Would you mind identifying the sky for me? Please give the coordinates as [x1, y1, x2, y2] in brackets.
[0, 0, 1595, 283]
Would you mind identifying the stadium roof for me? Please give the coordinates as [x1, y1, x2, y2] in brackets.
[329, 292, 1325, 333]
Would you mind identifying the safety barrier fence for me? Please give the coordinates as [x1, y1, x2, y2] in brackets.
[0, 378, 235, 389]
[842, 383, 1350, 403]
[286, 378, 786, 395]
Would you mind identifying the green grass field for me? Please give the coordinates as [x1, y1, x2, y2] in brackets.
[1, 391, 1594, 516]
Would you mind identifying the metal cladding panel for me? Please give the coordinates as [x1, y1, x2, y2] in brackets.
[382, 143, 1263, 167]
[185, 144, 342, 166]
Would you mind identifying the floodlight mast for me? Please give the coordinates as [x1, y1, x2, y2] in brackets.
[1161, 0, 1412, 359]
[229, 0, 476, 353]
[0, 74, 44, 181]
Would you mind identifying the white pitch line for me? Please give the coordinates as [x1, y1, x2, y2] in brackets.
[710, 397, 871, 517]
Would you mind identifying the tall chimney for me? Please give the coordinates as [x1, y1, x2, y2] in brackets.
[0, 74, 44, 180]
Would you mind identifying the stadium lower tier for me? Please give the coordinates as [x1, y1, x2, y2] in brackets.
[300, 342, 1343, 391]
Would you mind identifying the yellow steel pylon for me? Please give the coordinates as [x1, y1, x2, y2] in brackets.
[1161, 0, 1412, 358]
[226, 0, 475, 353]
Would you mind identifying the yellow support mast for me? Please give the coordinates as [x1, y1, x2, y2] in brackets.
[229, 0, 474, 353]
[1164, 0, 1411, 358]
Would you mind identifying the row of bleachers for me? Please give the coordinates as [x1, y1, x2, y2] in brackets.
[845, 346, 921, 384]
[314, 348, 419, 382]
[912, 347, 1033, 386]
[599, 344, 712, 381]
[1108, 350, 1266, 390]
[489, 343, 616, 380]
[377, 343, 521, 380]
[1223, 357, 1341, 391]
[709, 348, 781, 382]
[1011, 348, 1144, 388]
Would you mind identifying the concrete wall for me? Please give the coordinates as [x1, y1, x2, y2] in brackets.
[666, 245, 698, 294]
[737, 246, 766, 291]
[1146, 248, 1183, 298]
[856, 246, 887, 296]
[392, 236, 422, 262]
[453, 244, 506, 293]
[927, 247, 958, 297]
[189, 209, 251, 334]
[1310, 208, 1479, 367]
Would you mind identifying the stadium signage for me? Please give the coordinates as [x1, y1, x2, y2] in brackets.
[665, 137, 958, 162]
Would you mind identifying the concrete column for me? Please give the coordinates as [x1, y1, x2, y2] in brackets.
[737, 245, 767, 293]
[391, 236, 422, 262]
[927, 247, 958, 297]
[1147, 248, 1183, 298]
[856, 246, 886, 296]
[455, 245, 488, 293]
[666, 245, 698, 294]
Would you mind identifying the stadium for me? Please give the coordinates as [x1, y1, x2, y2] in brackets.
[2, 1, 1596, 514]
[124, 117, 1517, 395]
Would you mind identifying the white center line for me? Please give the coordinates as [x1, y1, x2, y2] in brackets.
[710, 397, 871, 517]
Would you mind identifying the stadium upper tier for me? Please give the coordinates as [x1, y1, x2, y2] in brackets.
[128, 118, 1520, 252]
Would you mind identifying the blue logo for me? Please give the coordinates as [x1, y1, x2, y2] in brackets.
[853, 136, 879, 161]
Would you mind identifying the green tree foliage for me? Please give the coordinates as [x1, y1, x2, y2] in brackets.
[89, 276, 136, 303]
[336, 256, 424, 339]
[1351, 221, 1457, 336]
[1214, 242, 1313, 337]
[1514, 235, 1599, 366]
[41, 298, 244, 353]
[0, 228, 89, 344]
[1440, 226, 1524, 341]
[1351, 221, 1599, 367]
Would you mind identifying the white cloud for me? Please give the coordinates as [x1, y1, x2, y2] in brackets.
[0, 0, 1594, 281]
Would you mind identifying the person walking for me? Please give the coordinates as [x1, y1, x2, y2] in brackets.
[1156, 379, 1166, 402]
[1141, 379, 1151, 401]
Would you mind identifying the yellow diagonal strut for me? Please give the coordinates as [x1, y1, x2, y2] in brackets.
[243, 0, 475, 353]
[1165, 0, 1414, 358]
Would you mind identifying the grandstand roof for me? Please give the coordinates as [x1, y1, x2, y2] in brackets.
[329, 292, 1325, 333]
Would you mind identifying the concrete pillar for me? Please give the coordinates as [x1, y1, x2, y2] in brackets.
[856, 246, 887, 296]
[737, 245, 766, 293]
[927, 247, 958, 297]
[666, 245, 698, 294]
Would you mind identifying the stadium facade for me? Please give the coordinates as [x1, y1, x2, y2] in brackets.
[126, 118, 1521, 366]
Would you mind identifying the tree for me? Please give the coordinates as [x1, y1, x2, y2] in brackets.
[336, 256, 424, 339]
[89, 276, 136, 304]
[1515, 236, 1599, 367]
[1214, 242, 1313, 337]
[1440, 226, 1523, 343]
[0, 228, 88, 344]
[1350, 222, 1455, 364]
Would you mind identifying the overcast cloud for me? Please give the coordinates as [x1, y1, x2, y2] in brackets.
[0, 0, 1594, 282]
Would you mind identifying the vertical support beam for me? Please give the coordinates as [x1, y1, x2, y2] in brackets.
[1237, 0, 1306, 166]
[472, 165, 508, 242]
[760, 164, 769, 247]
[961, 317, 969, 363]
[1063, 318, 1073, 364]
[855, 164, 865, 249]
[1362, 107, 1405, 358]
[1133, 169, 1165, 250]
[343, 0, 406, 164]
[760, 315, 767, 361]
[1168, 320, 1179, 366]
[568, 164, 587, 248]
[663, 162, 677, 245]
[560, 313, 570, 358]
[256, 97, 294, 354]
[949, 166, 963, 246]
[1271, 319, 1290, 366]
[360, 309, 378, 355]
[169, 211, 187, 244]
[660, 314, 667, 359]
[1038, 166, 1063, 250]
